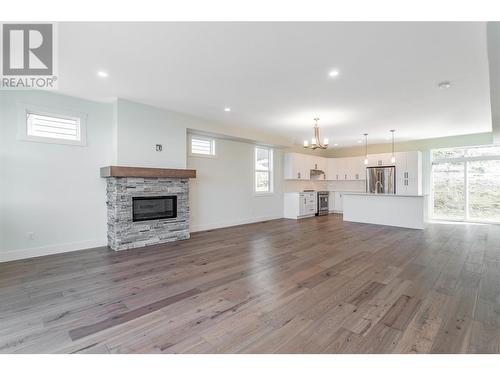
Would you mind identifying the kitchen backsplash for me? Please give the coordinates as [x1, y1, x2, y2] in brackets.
[283, 179, 365, 192]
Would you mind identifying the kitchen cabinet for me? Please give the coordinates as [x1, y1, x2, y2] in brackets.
[283, 153, 309, 180]
[313, 156, 327, 173]
[349, 156, 367, 180]
[336, 158, 347, 180]
[285, 152, 419, 186]
[284, 153, 328, 180]
[368, 153, 394, 167]
[329, 192, 335, 212]
[284, 192, 317, 219]
[326, 157, 365, 181]
[395, 151, 422, 195]
[326, 158, 337, 181]
[333, 192, 343, 212]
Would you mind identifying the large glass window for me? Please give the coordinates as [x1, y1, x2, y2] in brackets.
[431, 145, 500, 223]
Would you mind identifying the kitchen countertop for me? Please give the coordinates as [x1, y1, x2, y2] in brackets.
[342, 192, 426, 198]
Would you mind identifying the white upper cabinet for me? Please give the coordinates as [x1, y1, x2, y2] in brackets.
[326, 158, 338, 180]
[284, 151, 420, 187]
[283, 153, 328, 180]
[350, 156, 367, 180]
[367, 153, 394, 167]
[284, 153, 309, 180]
[326, 157, 365, 181]
[313, 156, 327, 172]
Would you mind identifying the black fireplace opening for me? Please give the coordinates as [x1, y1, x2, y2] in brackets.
[132, 196, 177, 222]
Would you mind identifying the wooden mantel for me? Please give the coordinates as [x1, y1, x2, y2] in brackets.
[100, 166, 196, 179]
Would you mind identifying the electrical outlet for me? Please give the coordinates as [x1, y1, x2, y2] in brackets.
[155, 144, 163, 152]
[27, 232, 35, 240]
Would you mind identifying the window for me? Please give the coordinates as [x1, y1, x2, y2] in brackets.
[17, 104, 87, 146]
[190, 135, 216, 157]
[27, 113, 81, 141]
[255, 146, 273, 193]
[431, 145, 500, 223]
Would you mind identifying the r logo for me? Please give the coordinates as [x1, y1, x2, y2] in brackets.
[2, 23, 53, 75]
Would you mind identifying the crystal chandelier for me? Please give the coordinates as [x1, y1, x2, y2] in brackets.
[303, 118, 328, 150]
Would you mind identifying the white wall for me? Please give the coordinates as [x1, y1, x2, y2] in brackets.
[188, 137, 283, 231]
[0, 91, 114, 262]
[0, 92, 290, 261]
[115, 99, 187, 168]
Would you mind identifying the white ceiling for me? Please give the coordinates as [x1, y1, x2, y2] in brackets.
[58, 22, 492, 147]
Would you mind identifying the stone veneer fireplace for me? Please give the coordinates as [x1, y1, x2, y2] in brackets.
[101, 166, 196, 251]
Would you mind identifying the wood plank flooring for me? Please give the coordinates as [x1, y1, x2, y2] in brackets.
[1, 215, 500, 353]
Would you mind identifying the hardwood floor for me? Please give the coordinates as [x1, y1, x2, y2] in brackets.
[1, 215, 500, 353]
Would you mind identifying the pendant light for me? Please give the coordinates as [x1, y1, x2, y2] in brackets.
[363, 133, 369, 165]
[390, 129, 396, 163]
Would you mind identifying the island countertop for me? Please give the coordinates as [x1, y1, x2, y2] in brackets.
[342, 192, 426, 198]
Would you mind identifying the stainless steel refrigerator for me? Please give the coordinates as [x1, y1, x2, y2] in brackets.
[366, 166, 396, 194]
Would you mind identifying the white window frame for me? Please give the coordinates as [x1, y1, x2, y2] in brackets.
[431, 145, 500, 224]
[17, 103, 87, 146]
[189, 134, 216, 158]
[254, 146, 274, 195]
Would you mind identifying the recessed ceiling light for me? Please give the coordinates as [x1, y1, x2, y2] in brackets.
[97, 71, 109, 78]
[438, 81, 451, 89]
[224, 107, 231, 112]
[333, 143, 338, 146]
[328, 70, 339, 78]
[357, 140, 362, 144]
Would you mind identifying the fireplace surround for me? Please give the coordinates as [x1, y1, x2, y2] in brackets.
[101, 166, 196, 251]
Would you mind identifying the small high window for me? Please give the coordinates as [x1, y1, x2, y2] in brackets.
[27, 112, 81, 142]
[18, 104, 87, 146]
[190, 135, 216, 157]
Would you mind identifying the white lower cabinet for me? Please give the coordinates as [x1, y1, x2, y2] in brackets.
[333, 192, 343, 212]
[329, 192, 335, 212]
[284, 192, 317, 219]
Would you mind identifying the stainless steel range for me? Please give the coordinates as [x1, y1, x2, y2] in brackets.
[316, 191, 329, 216]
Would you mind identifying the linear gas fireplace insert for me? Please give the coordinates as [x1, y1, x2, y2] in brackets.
[132, 196, 177, 222]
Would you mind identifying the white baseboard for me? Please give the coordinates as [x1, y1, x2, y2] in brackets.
[190, 215, 283, 233]
[0, 239, 108, 263]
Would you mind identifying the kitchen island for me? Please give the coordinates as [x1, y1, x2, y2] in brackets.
[342, 193, 428, 229]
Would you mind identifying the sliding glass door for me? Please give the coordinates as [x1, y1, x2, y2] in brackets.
[431, 146, 500, 223]
[432, 162, 465, 220]
[468, 159, 500, 222]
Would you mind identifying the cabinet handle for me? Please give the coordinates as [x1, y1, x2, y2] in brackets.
[345, 174, 347, 180]
[298, 172, 301, 179]
[304, 197, 306, 204]
[336, 174, 338, 180]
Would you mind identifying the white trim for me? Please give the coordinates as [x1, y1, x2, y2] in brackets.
[190, 215, 283, 233]
[0, 238, 107, 263]
[17, 103, 88, 147]
[188, 134, 216, 158]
